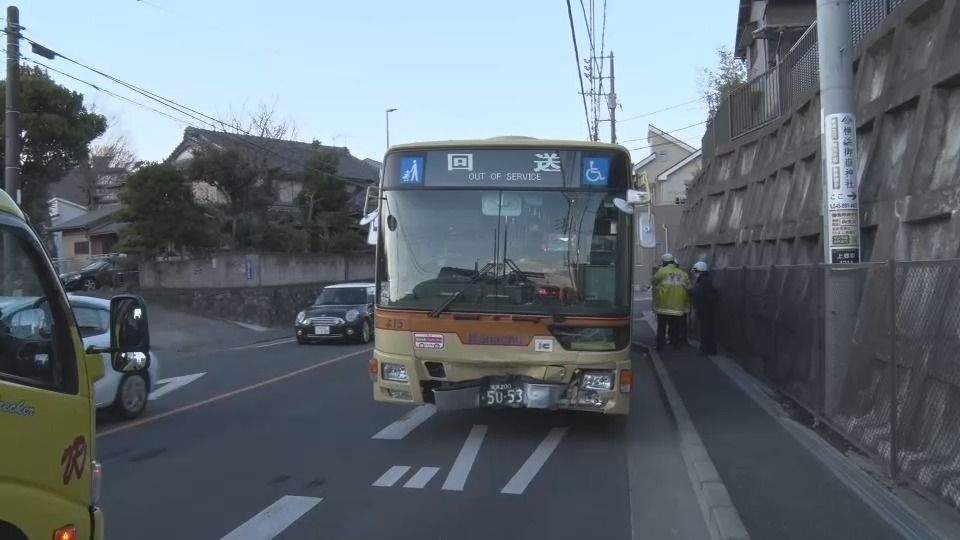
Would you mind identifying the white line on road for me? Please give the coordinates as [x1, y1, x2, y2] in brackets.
[148, 372, 206, 401]
[247, 338, 297, 349]
[372, 405, 436, 440]
[372, 465, 411, 487]
[442, 424, 487, 491]
[220, 495, 322, 540]
[403, 466, 440, 489]
[501, 427, 569, 495]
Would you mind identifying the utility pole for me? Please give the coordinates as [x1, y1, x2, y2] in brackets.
[816, 0, 861, 416]
[607, 51, 616, 144]
[5, 6, 21, 204]
[385, 108, 397, 150]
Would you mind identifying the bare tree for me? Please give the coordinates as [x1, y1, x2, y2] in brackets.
[91, 135, 137, 169]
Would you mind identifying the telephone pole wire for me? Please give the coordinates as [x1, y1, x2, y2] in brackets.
[608, 50, 616, 144]
[5, 5, 21, 204]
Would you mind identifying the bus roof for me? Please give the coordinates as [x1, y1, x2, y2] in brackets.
[0, 189, 25, 220]
[387, 137, 631, 155]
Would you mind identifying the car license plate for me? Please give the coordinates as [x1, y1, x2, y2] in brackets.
[481, 380, 525, 407]
[314, 326, 330, 335]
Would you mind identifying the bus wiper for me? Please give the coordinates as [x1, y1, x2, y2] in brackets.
[429, 262, 494, 318]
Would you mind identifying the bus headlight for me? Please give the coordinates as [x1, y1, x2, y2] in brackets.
[381, 362, 409, 382]
[581, 371, 615, 390]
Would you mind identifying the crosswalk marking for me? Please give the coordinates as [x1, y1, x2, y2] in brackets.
[442, 425, 487, 491]
[372, 405, 436, 440]
[220, 495, 322, 540]
[501, 427, 569, 495]
[403, 467, 440, 489]
[372, 465, 411, 487]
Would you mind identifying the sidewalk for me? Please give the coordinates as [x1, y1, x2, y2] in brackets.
[634, 316, 904, 540]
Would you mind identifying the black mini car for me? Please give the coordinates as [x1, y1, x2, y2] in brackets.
[295, 282, 376, 344]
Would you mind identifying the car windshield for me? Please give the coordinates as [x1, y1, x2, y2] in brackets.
[380, 190, 631, 316]
[80, 261, 108, 272]
[314, 287, 368, 305]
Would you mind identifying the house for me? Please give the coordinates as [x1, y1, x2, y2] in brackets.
[47, 168, 90, 262]
[632, 125, 703, 267]
[47, 204, 125, 263]
[735, 0, 815, 78]
[166, 127, 380, 212]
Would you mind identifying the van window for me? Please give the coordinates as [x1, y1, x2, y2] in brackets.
[0, 224, 76, 391]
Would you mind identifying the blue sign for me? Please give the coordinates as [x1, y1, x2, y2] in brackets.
[582, 157, 610, 186]
[399, 156, 424, 185]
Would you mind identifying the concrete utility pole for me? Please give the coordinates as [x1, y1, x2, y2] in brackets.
[816, 0, 861, 418]
[385, 108, 397, 150]
[5, 6, 21, 204]
[608, 51, 616, 144]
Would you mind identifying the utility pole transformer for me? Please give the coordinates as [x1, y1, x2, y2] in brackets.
[5, 5, 21, 204]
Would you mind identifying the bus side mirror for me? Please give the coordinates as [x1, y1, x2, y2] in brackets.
[109, 295, 151, 372]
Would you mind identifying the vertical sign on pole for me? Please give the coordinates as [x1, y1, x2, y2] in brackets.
[824, 112, 860, 264]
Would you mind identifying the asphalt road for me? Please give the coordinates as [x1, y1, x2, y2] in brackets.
[94, 323, 910, 540]
[95, 335, 712, 540]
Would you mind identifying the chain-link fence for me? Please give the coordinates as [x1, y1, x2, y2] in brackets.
[710, 260, 960, 512]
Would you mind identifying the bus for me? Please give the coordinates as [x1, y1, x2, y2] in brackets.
[368, 137, 636, 415]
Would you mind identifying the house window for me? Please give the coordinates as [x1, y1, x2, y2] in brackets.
[74, 241, 90, 255]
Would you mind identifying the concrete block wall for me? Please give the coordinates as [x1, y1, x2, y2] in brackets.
[681, 0, 960, 265]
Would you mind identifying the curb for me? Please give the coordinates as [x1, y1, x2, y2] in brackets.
[642, 342, 751, 540]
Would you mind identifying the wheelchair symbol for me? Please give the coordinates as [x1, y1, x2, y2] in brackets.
[585, 160, 607, 184]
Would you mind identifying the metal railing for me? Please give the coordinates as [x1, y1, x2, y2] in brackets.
[707, 261, 960, 512]
[707, 0, 904, 145]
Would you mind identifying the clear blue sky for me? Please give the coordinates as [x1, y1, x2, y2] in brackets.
[22, 0, 737, 163]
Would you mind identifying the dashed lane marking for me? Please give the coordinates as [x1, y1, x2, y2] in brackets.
[372, 404, 436, 440]
[372, 465, 411, 487]
[403, 467, 441, 489]
[220, 495, 322, 540]
[442, 425, 487, 491]
[501, 427, 569, 495]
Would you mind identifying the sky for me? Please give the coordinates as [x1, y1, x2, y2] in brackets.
[21, 0, 738, 164]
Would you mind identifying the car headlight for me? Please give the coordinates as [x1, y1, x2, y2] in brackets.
[66, 275, 80, 282]
[345, 309, 360, 322]
[381, 362, 409, 382]
[296, 311, 306, 324]
[581, 371, 615, 390]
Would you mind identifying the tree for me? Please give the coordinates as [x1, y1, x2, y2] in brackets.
[297, 147, 362, 253]
[91, 134, 137, 170]
[187, 147, 273, 249]
[117, 164, 212, 255]
[698, 46, 749, 118]
[0, 66, 107, 223]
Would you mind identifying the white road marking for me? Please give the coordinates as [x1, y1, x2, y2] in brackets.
[148, 372, 206, 401]
[372, 465, 411, 487]
[501, 427, 569, 495]
[403, 467, 440, 489]
[372, 405, 436, 440]
[442, 425, 487, 491]
[220, 495, 322, 540]
[247, 338, 297, 349]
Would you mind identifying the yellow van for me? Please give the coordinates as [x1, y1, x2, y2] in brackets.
[0, 189, 151, 540]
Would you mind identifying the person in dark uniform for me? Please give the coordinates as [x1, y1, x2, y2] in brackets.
[691, 261, 719, 355]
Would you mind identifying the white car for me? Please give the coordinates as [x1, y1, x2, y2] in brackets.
[69, 295, 160, 419]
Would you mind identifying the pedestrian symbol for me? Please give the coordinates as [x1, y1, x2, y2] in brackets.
[400, 157, 424, 184]
[582, 157, 609, 186]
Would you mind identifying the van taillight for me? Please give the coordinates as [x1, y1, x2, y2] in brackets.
[54, 526, 76, 540]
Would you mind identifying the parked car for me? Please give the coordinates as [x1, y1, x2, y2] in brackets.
[295, 282, 376, 344]
[59, 259, 134, 292]
[69, 295, 160, 419]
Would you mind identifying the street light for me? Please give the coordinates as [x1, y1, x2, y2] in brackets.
[385, 108, 398, 149]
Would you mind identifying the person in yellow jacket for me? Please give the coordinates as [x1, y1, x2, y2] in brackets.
[651, 253, 691, 351]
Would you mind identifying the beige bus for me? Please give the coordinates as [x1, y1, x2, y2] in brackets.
[369, 137, 635, 415]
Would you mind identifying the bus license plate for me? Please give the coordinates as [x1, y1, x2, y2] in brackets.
[314, 326, 330, 335]
[482, 381, 525, 407]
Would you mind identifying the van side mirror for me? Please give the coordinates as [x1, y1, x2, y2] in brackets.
[109, 295, 151, 372]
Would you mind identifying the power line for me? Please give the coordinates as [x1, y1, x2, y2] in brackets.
[618, 96, 709, 123]
[565, 0, 592, 140]
[619, 119, 709, 145]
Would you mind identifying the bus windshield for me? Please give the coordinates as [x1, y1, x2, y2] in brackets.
[380, 189, 631, 316]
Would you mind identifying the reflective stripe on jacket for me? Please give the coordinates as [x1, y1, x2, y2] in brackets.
[652, 264, 691, 316]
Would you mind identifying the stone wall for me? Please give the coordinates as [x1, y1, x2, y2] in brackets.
[139, 252, 375, 327]
[681, 0, 960, 264]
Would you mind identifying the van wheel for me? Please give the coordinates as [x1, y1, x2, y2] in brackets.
[0, 521, 28, 540]
[113, 373, 149, 419]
